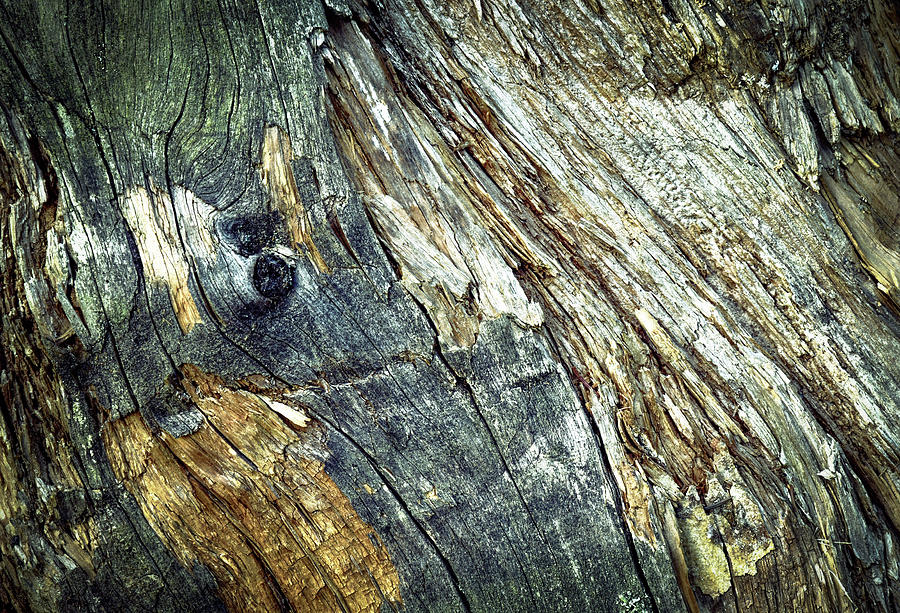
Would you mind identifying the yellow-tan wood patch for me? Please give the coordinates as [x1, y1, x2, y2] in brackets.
[102, 365, 401, 612]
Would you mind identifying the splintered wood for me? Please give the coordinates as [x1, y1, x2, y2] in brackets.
[323, 2, 900, 610]
[260, 125, 329, 273]
[102, 365, 402, 613]
[0, 140, 100, 600]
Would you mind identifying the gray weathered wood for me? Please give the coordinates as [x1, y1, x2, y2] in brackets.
[1, 0, 898, 611]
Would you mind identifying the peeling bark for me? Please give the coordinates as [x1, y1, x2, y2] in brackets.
[1, 0, 899, 612]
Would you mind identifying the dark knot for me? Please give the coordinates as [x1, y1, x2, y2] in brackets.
[222, 214, 276, 256]
[253, 252, 295, 300]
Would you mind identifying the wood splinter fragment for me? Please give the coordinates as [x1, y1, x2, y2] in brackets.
[121, 183, 203, 334]
[260, 125, 329, 273]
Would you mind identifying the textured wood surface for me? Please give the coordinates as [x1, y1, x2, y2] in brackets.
[1, 0, 898, 611]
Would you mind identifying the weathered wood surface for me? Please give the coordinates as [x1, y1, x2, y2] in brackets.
[0, 0, 898, 612]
